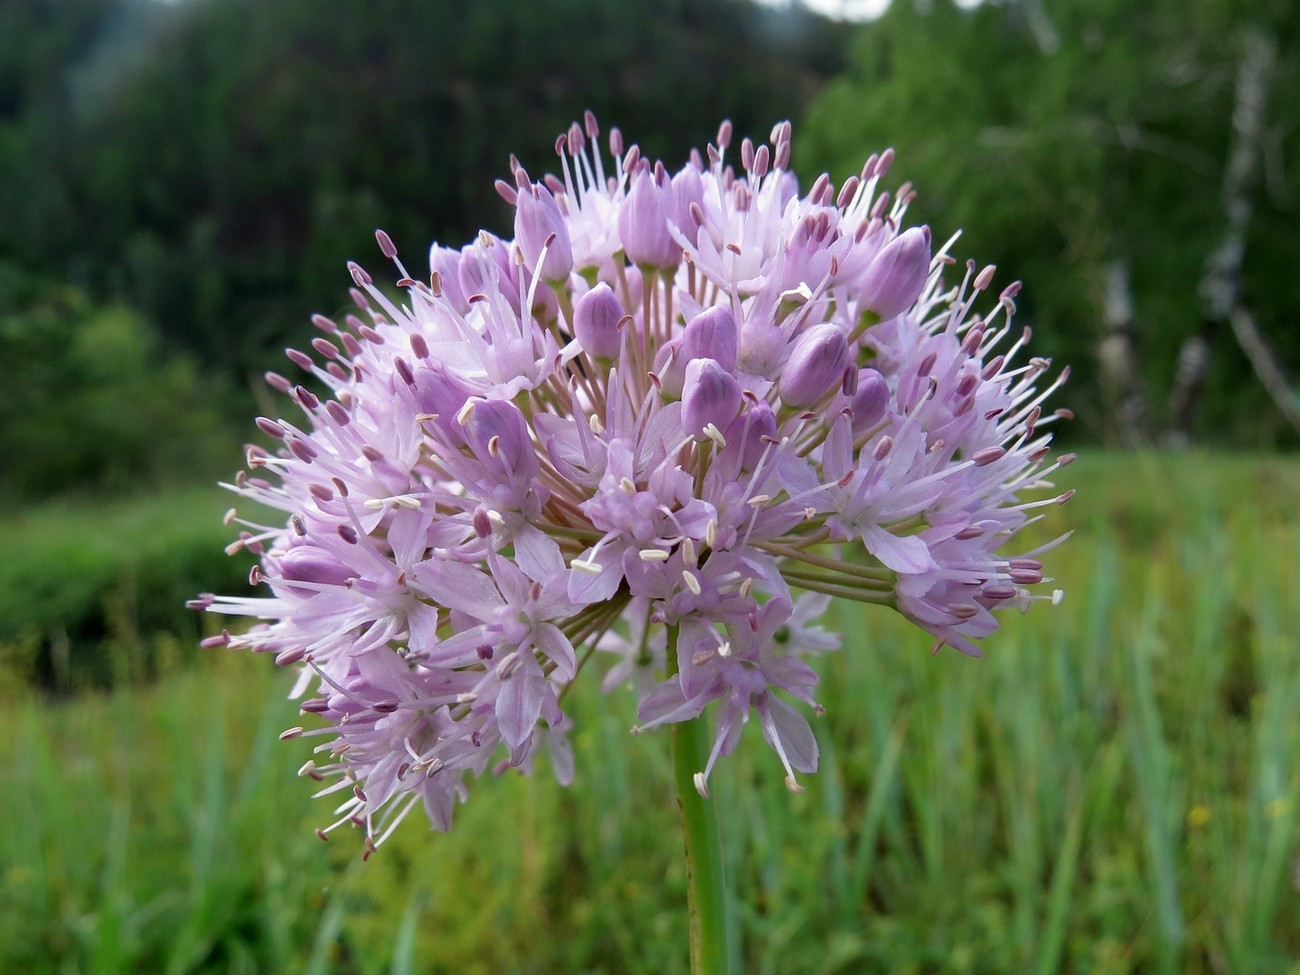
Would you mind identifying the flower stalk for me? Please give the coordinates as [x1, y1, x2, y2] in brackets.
[669, 625, 733, 975]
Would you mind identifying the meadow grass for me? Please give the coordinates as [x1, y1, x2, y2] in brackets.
[2, 452, 1298, 974]
[0, 485, 253, 690]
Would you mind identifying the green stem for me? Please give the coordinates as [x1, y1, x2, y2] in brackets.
[668, 625, 732, 975]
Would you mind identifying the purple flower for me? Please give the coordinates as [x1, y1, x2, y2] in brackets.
[199, 113, 1072, 845]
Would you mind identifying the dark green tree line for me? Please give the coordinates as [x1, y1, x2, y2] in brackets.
[1, 0, 846, 377]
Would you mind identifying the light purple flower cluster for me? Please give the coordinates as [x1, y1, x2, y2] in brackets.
[193, 115, 1072, 850]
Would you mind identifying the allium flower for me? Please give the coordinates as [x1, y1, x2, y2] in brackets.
[193, 112, 1072, 849]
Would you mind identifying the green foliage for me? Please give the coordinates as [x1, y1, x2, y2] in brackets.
[3, 454, 1299, 972]
[0, 485, 253, 690]
[0, 263, 241, 501]
[801, 0, 1300, 445]
[0, 0, 847, 375]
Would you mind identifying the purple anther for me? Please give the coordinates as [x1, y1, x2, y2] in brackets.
[311, 337, 339, 360]
[264, 371, 292, 393]
[256, 417, 286, 440]
[716, 119, 733, 150]
[288, 438, 318, 463]
[972, 446, 1006, 466]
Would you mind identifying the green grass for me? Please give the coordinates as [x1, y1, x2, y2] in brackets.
[0, 484, 254, 689]
[2, 452, 1298, 973]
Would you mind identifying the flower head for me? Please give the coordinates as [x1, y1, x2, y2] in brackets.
[195, 115, 1072, 847]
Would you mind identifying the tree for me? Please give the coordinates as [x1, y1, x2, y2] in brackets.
[0, 0, 849, 377]
[802, 0, 1300, 445]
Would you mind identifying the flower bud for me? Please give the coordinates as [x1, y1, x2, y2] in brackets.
[722, 400, 778, 470]
[738, 318, 786, 378]
[619, 166, 681, 268]
[850, 368, 891, 435]
[778, 323, 850, 409]
[463, 399, 535, 477]
[682, 358, 741, 440]
[515, 184, 573, 282]
[671, 163, 705, 248]
[859, 226, 931, 320]
[572, 282, 625, 359]
[278, 545, 353, 595]
[681, 305, 737, 372]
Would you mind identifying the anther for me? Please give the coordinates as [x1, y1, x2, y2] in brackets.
[682, 570, 702, 595]
[682, 538, 698, 567]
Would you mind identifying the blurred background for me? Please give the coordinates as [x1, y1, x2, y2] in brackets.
[1, 0, 1298, 972]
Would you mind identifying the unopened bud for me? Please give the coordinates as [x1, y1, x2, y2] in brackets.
[619, 167, 681, 268]
[860, 226, 931, 320]
[778, 323, 850, 408]
[572, 282, 625, 359]
[670, 163, 705, 248]
[515, 183, 573, 282]
[722, 401, 778, 470]
[278, 545, 352, 594]
[850, 368, 891, 434]
[682, 358, 741, 440]
[464, 399, 534, 476]
[681, 305, 738, 372]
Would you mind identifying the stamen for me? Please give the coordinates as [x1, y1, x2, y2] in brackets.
[682, 569, 702, 595]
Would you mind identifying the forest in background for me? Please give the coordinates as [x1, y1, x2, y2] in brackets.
[0, 0, 847, 502]
[2, 8, 1298, 969]
[2, 0, 1299, 507]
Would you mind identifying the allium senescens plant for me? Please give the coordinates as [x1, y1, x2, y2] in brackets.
[194, 113, 1071, 968]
